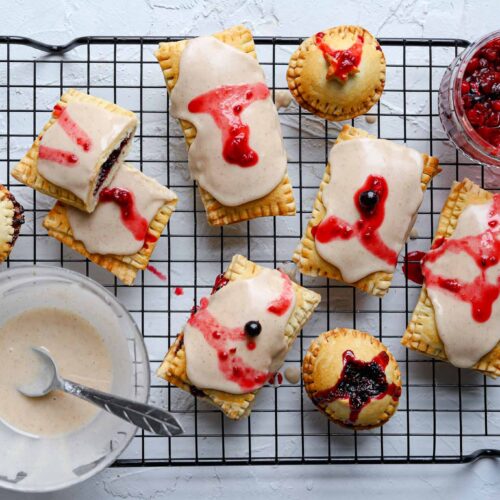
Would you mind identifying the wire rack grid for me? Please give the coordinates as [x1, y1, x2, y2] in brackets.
[0, 35, 499, 466]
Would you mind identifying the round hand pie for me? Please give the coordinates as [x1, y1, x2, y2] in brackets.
[303, 328, 401, 429]
[287, 25, 386, 121]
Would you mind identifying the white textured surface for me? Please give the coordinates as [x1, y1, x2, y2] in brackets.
[1, 0, 500, 498]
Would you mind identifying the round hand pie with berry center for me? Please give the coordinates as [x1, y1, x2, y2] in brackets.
[287, 25, 386, 121]
[303, 328, 402, 429]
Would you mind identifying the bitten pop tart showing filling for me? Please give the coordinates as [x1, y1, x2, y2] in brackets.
[158, 254, 320, 419]
[13, 89, 138, 213]
[0, 184, 24, 263]
[43, 163, 177, 285]
[156, 25, 295, 226]
[402, 179, 500, 377]
[293, 125, 441, 297]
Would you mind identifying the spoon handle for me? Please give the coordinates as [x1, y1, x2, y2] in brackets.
[62, 379, 183, 437]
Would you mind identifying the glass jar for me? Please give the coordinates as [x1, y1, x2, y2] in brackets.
[438, 30, 500, 167]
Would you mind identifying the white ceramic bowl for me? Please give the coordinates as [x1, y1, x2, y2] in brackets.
[0, 266, 150, 493]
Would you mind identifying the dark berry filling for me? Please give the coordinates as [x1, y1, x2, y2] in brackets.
[358, 190, 379, 211]
[5, 190, 24, 247]
[244, 321, 262, 337]
[93, 134, 131, 196]
[460, 37, 500, 149]
[312, 350, 401, 425]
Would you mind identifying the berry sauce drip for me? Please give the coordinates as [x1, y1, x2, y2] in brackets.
[267, 272, 294, 316]
[38, 145, 79, 167]
[188, 83, 270, 167]
[312, 350, 401, 424]
[422, 194, 500, 323]
[187, 298, 269, 391]
[211, 273, 229, 295]
[174, 287, 184, 296]
[146, 265, 167, 281]
[52, 104, 92, 152]
[312, 175, 398, 266]
[460, 37, 500, 150]
[402, 250, 426, 285]
[314, 32, 364, 82]
[99, 187, 149, 241]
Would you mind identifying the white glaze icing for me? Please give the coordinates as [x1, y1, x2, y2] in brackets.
[38, 101, 136, 205]
[170, 36, 287, 207]
[425, 201, 500, 368]
[315, 138, 424, 283]
[275, 90, 293, 110]
[67, 164, 176, 255]
[184, 268, 296, 394]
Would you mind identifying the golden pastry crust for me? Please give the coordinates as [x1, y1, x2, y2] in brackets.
[303, 328, 402, 430]
[157, 254, 321, 419]
[401, 179, 500, 378]
[292, 124, 441, 297]
[42, 167, 177, 286]
[12, 89, 138, 213]
[287, 26, 386, 121]
[155, 25, 296, 226]
[0, 184, 24, 263]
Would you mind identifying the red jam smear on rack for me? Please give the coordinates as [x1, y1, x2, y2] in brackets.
[38, 145, 79, 167]
[146, 265, 167, 281]
[314, 32, 364, 82]
[99, 187, 149, 241]
[188, 82, 270, 167]
[402, 250, 426, 285]
[460, 37, 500, 149]
[312, 350, 401, 425]
[312, 175, 398, 266]
[53, 104, 92, 152]
[421, 194, 500, 323]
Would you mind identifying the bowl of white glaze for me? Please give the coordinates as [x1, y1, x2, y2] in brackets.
[0, 266, 150, 493]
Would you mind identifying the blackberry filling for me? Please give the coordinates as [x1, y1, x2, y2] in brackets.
[6, 191, 24, 247]
[93, 134, 131, 196]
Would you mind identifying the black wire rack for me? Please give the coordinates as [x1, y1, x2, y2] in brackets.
[1, 35, 499, 466]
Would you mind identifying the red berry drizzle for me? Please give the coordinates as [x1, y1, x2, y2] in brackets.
[267, 272, 294, 316]
[38, 145, 79, 167]
[99, 187, 149, 241]
[188, 298, 269, 391]
[422, 194, 500, 323]
[312, 350, 401, 425]
[146, 265, 167, 281]
[52, 104, 92, 152]
[314, 32, 364, 82]
[460, 37, 500, 149]
[188, 82, 270, 167]
[402, 250, 426, 285]
[312, 175, 397, 266]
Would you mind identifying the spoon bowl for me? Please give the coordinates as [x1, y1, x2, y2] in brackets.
[17, 347, 60, 398]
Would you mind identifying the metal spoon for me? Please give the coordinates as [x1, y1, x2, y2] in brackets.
[17, 347, 183, 437]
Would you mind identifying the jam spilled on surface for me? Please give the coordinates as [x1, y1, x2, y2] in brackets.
[402, 250, 426, 285]
[146, 265, 167, 281]
[421, 195, 500, 323]
[312, 350, 401, 424]
[38, 145, 78, 167]
[99, 187, 149, 241]
[188, 82, 270, 167]
[175, 287, 184, 296]
[314, 32, 364, 82]
[312, 175, 397, 266]
[460, 37, 500, 149]
[267, 272, 294, 316]
[53, 104, 92, 152]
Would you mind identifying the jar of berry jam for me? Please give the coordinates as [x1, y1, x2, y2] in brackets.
[439, 30, 500, 167]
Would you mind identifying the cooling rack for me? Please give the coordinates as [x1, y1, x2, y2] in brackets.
[0, 35, 499, 465]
